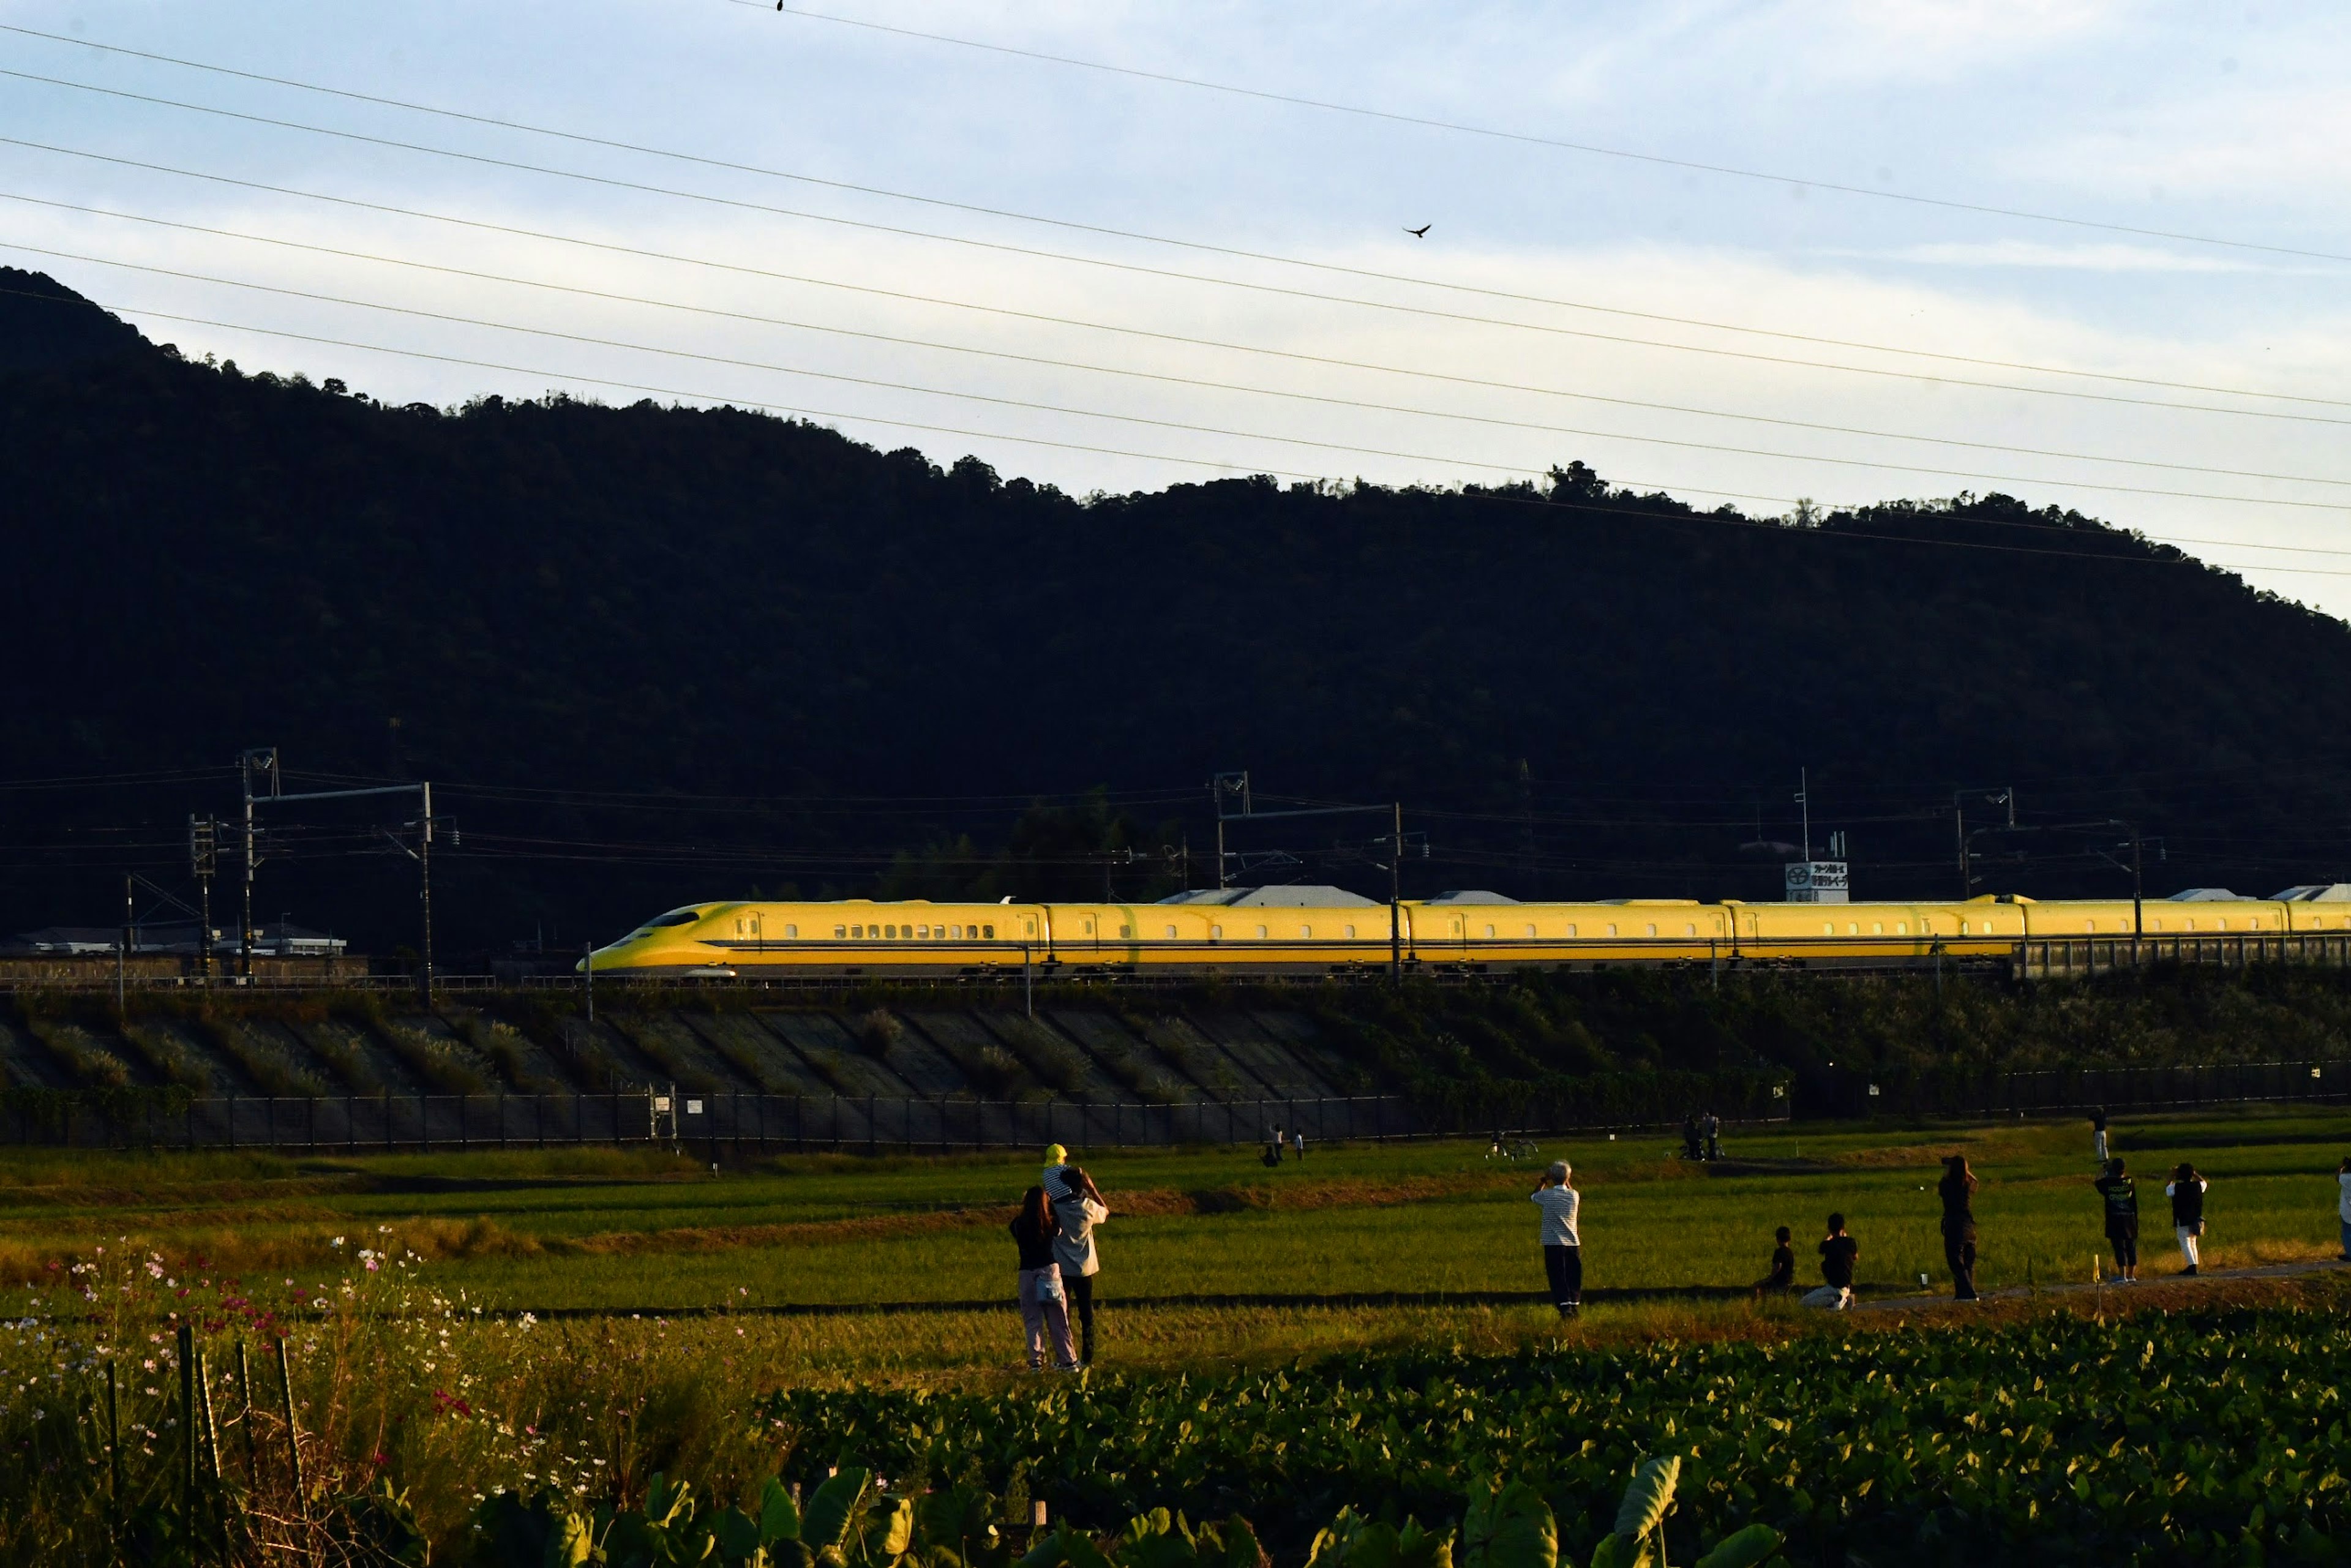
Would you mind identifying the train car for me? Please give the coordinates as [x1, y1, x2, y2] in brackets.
[582, 883, 2351, 978]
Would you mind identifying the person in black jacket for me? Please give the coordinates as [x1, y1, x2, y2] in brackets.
[1939, 1155, 1980, 1301]
[1804, 1214, 1859, 1309]
[2094, 1158, 2139, 1283]
[2167, 1162, 2210, 1276]
[1010, 1185, 1076, 1370]
[1752, 1226, 1796, 1299]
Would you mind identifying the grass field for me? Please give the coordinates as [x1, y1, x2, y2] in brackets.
[2, 1106, 2349, 1561]
[2, 1107, 2344, 1334]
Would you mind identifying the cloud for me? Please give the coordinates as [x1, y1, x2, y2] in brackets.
[1817, 240, 2305, 274]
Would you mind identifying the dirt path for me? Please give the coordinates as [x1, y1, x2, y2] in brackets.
[1854, 1253, 2350, 1311]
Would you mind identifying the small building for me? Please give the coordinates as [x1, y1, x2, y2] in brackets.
[4, 920, 347, 958]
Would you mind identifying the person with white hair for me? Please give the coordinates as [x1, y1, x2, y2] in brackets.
[1531, 1160, 1582, 1317]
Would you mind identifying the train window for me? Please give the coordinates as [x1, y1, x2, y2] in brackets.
[1848, 924, 1859, 936]
[650, 910, 700, 928]
[983, 924, 996, 939]
[1024, 920, 1035, 935]
[833, 925, 846, 939]
[1084, 918, 1095, 933]
[2151, 918, 2163, 931]
[1256, 925, 1269, 939]
[1526, 923, 1539, 938]
[1605, 924, 1618, 937]
[2183, 919, 2195, 931]
[1121, 925, 1133, 939]
[914, 924, 928, 939]
[1646, 924, 1658, 937]
[1896, 922, 1907, 934]
[1344, 925, 1357, 939]
[2215, 918, 2227, 931]
[1823, 924, 1834, 936]
[1959, 921, 1968, 934]
[1685, 924, 1697, 937]
[785, 925, 798, 939]
[1566, 924, 1577, 937]
[1210, 925, 1223, 940]
[882, 925, 894, 939]
[1870, 923, 1883, 935]
[1166, 925, 1178, 939]
[1300, 925, 1313, 939]
[1483, 924, 1496, 939]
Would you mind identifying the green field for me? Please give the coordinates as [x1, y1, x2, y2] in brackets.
[2, 1108, 2344, 1326]
[2, 1108, 2348, 1563]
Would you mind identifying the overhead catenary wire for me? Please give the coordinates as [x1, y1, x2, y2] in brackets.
[14, 280, 2351, 579]
[15, 252, 2351, 525]
[4, 20, 2343, 410]
[6, 70, 2349, 432]
[740, 1, 2351, 272]
[16, 192, 2351, 496]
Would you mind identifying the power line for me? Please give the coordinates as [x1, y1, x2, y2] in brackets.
[8, 70, 2349, 431]
[13, 279, 2350, 578]
[742, 1, 2351, 271]
[19, 251, 2351, 521]
[4, 20, 2342, 410]
[17, 190, 2351, 497]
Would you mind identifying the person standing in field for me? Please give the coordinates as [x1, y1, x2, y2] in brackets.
[1292, 1127, 1307, 1161]
[1704, 1111, 1723, 1162]
[2338, 1156, 2351, 1262]
[2091, 1107, 2110, 1165]
[1010, 1185, 1076, 1371]
[2167, 1161, 2210, 1276]
[1049, 1163, 1111, 1367]
[1804, 1214, 1858, 1309]
[1752, 1225, 1796, 1299]
[2094, 1158, 2140, 1283]
[1939, 1155, 1980, 1301]
[1043, 1142, 1072, 1199]
[1682, 1113, 1703, 1162]
[1531, 1160, 1581, 1317]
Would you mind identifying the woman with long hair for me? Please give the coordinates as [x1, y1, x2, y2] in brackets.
[2166, 1161, 2210, 1277]
[1938, 1154, 1979, 1301]
[1010, 1185, 1076, 1370]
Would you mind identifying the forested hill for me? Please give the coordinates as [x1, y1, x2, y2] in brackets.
[3, 269, 2349, 950]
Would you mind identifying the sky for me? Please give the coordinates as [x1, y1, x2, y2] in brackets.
[4, 1, 2350, 612]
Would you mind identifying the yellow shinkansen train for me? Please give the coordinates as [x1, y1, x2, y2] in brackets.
[583, 883, 2351, 978]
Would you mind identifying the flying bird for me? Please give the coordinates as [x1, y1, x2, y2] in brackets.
[1404, 223, 1431, 238]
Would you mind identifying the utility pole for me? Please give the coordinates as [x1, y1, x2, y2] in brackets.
[1953, 787, 2015, 898]
[2129, 823, 2143, 940]
[1210, 771, 1250, 890]
[419, 779, 434, 1000]
[584, 942, 595, 1026]
[188, 816, 217, 983]
[1390, 801, 1404, 986]
[117, 873, 130, 1013]
[1796, 768, 1810, 862]
[238, 748, 279, 981]
[1517, 758, 1535, 899]
[241, 751, 435, 996]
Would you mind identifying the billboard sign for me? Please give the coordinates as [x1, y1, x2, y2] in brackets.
[1785, 861, 1850, 904]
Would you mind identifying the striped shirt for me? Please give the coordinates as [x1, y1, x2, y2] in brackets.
[1531, 1185, 1581, 1247]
